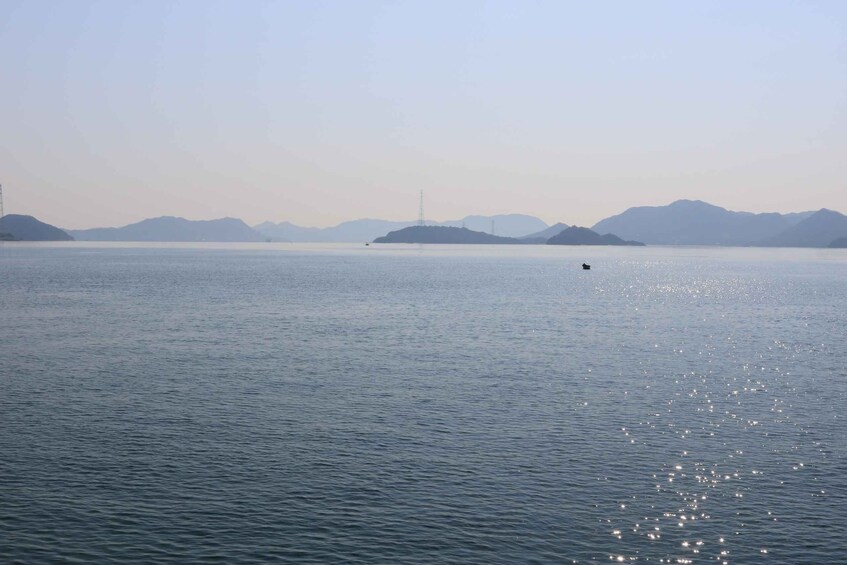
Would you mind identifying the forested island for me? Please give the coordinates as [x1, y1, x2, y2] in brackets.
[373, 226, 522, 244]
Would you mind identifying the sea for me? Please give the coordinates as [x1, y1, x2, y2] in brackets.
[1, 242, 845, 564]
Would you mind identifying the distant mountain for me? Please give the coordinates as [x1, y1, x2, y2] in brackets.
[255, 214, 548, 242]
[757, 209, 847, 248]
[829, 237, 847, 248]
[69, 216, 267, 242]
[0, 214, 74, 241]
[253, 221, 312, 241]
[255, 219, 415, 242]
[519, 222, 569, 243]
[373, 226, 522, 244]
[781, 211, 817, 225]
[442, 214, 548, 238]
[547, 226, 644, 246]
[592, 200, 812, 245]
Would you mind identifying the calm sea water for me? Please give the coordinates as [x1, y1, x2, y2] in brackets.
[1, 242, 846, 564]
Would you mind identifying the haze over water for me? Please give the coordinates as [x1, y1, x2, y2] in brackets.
[1, 243, 846, 563]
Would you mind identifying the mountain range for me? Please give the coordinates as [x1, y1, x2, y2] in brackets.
[593, 200, 809, 245]
[255, 214, 547, 242]
[5, 199, 847, 247]
[592, 200, 846, 247]
[68, 217, 267, 242]
[756, 209, 847, 247]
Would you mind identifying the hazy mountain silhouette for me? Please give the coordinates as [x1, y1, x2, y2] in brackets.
[69, 217, 267, 242]
[592, 200, 812, 245]
[519, 222, 570, 243]
[547, 226, 644, 246]
[781, 211, 817, 224]
[255, 219, 413, 242]
[829, 237, 847, 248]
[256, 214, 548, 242]
[756, 209, 847, 247]
[373, 226, 522, 244]
[0, 214, 73, 241]
[26, 201, 844, 246]
[443, 214, 547, 237]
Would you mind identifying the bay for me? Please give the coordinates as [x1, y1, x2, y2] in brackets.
[1, 243, 846, 563]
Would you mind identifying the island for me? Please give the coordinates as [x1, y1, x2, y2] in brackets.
[373, 225, 522, 244]
[546, 226, 644, 246]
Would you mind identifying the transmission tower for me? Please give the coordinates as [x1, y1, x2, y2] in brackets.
[417, 190, 425, 226]
[0, 184, 4, 219]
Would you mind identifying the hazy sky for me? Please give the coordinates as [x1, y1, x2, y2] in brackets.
[2, 1, 846, 229]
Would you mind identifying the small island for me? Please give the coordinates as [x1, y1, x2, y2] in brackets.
[373, 225, 522, 244]
[546, 226, 644, 246]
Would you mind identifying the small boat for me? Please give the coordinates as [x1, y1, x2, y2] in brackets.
[582, 263, 591, 270]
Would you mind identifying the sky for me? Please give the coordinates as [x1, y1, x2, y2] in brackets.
[1, 0, 846, 229]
